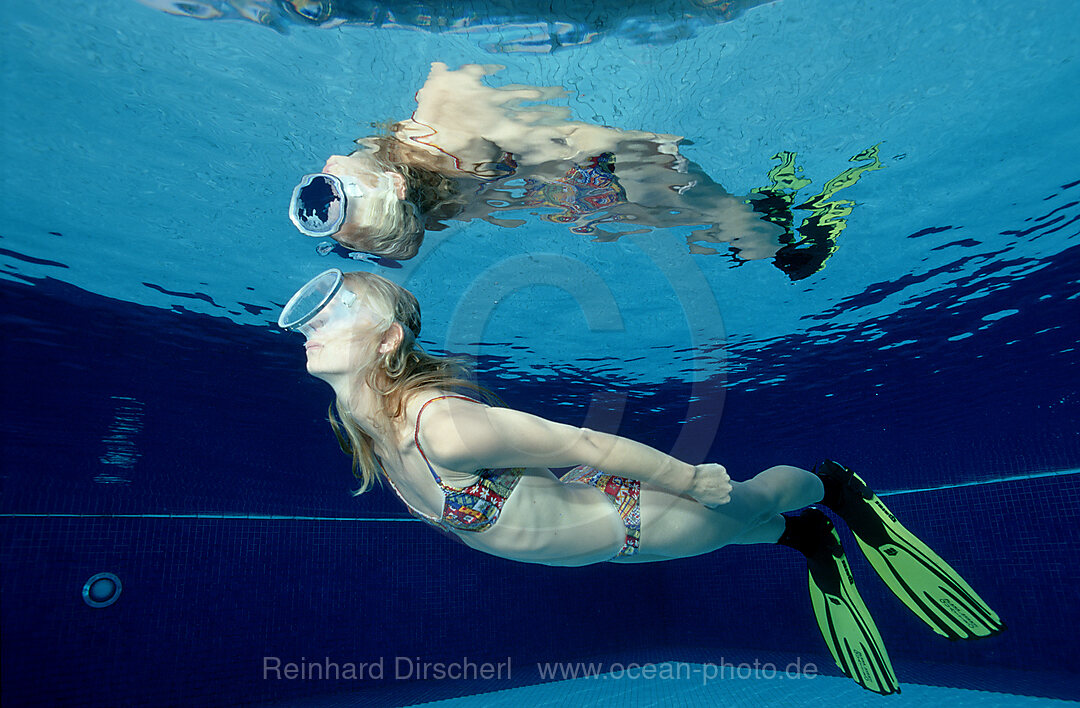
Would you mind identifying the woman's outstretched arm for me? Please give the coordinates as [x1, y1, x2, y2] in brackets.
[415, 397, 731, 506]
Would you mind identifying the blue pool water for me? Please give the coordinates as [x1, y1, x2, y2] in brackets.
[1, 0, 1079, 705]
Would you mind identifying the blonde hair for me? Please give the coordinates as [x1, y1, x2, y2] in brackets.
[332, 177, 425, 260]
[332, 148, 425, 260]
[327, 271, 495, 494]
[332, 137, 473, 260]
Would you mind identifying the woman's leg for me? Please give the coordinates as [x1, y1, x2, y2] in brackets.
[636, 464, 825, 559]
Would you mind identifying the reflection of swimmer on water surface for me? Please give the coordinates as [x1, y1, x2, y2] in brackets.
[289, 62, 883, 280]
[294, 63, 777, 257]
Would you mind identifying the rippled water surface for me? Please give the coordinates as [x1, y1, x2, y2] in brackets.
[3, 0, 1076, 387]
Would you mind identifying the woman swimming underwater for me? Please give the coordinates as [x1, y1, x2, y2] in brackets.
[278, 268, 1004, 695]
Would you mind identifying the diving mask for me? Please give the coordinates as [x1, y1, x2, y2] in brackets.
[289, 173, 362, 237]
[289, 169, 397, 237]
[277, 268, 387, 339]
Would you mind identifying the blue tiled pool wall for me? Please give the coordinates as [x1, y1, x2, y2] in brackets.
[2, 478, 1077, 706]
[2, 274, 1078, 706]
[1, 278, 359, 519]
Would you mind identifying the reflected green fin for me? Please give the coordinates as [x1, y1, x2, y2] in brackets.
[792, 143, 886, 236]
[758, 145, 886, 280]
[754, 150, 813, 195]
[795, 143, 886, 211]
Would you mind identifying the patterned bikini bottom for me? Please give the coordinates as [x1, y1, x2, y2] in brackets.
[560, 465, 641, 558]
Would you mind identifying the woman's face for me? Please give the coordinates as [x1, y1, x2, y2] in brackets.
[323, 155, 407, 201]
[302, 295, 389, 381]
[321, 155, 407, 235]
[323, 155, 389, 185]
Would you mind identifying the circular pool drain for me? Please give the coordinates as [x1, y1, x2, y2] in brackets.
[82, 572, 122, 608]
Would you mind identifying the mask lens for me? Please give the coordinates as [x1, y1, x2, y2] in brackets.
[278, 269, 343, 331]
[290, 174, 347, 236]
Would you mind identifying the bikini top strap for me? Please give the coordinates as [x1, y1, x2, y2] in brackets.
[413, 394, 480, 487]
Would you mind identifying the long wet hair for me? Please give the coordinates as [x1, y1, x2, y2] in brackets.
[332, 136, 473, 259]
[327, 271, 495, 494]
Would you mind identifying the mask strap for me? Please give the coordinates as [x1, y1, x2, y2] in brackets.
[348, 251, 382, 265]
[336, 175, 367, 200]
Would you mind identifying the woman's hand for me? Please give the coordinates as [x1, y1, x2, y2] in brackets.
[689, 463, 732, 507]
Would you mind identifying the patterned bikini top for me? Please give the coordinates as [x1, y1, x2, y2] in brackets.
[384, 395, 525, 533]
[521, 152, 626, 229]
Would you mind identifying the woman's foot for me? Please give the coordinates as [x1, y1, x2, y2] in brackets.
[777, 507, 900, 695]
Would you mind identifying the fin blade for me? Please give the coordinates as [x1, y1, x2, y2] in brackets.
[806, 537, 900, 694]
[850, 483, 1005, 639]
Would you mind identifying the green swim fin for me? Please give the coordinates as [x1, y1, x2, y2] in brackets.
[779, 508, 900, 695]
[814, 460, 1006, 640]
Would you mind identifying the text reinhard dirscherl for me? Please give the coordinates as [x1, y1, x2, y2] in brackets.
[262, 657, 818, 684]
[262, 656, 510, 681]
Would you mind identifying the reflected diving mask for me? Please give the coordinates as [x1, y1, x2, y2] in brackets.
[277, 268, 388, 339]
[289, 170, 396, 237]
[289, 173, 362, 237]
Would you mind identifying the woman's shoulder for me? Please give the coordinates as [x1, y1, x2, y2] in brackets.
[403, 389, 487, 430]
[402, 390, 489, 470]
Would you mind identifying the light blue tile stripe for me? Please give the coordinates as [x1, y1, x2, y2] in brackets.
[878, 467, 1080, 497]
[1, 468, 1076, 520]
